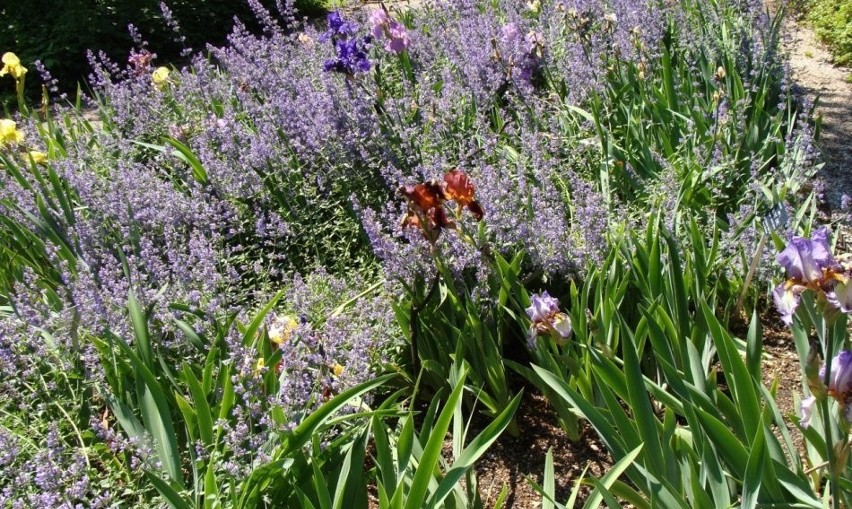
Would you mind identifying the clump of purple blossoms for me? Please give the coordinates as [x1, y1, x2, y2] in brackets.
[321, 11, 372, 75]
[499, 22, 545, 87]
[271, 270, 401, 423]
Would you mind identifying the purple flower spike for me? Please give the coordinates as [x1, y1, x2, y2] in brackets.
[777, 227, 837, 285]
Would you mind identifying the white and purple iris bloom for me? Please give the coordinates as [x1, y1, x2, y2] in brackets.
[800, 350, 852, 428]
[525, 291, 572, 349]
[773, 227, 844, 325]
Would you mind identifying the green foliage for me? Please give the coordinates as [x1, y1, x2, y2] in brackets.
[805, 0, 852, 66]
[0, 0, 831, 506]
[531, 215, 823, 507]
[395, 246, 523, 434]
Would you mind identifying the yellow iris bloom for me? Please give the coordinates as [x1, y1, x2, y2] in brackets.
[27, 151, 48, 164]
[152, 67, 170, 87]
[254, 358, 266, 377]
[0, 119, 24, 145]
[332, 364, 344, 377]
[0, 52, 27, 80]
[269, 315, 298, 345]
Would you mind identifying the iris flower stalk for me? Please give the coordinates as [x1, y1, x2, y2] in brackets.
[1, 52, 27, 110]
[775, 227, 852, 504]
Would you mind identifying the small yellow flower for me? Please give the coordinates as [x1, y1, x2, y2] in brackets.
[526, 0, 541, 14]
[332, 364, 344, 377]
[0, 52, 27, 80]
[269, 315, 298, 345]
[0, 119, 24, 145]
[27, 151, 47, 164]
[152, 66, 170, 87]
[254, 358, 266, 377]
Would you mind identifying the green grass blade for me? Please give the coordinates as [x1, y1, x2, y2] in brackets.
[404, 372, 467, 509]
[144, 471, 193, 509]
[583, 444, 643, 509]
[183, 364, 214, 447]
[430, 390, 522, 507]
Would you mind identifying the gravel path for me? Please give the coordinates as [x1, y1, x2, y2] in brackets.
[782, 16, 852, 214]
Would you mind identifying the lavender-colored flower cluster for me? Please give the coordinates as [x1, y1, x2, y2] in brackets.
[0, 315, 117, 507]
[0, 0, 815, 499]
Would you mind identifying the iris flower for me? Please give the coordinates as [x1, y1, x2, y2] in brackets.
[801, 351, 852, 428]
[773, 227, 844, 325]
[800, 396, 816, 429]
[400, 170, 484, 240]
[152, 67, 170, 88]
[443, 170, 484, 220]
[0, 119, 23, 145]
[27, 151, 47, 164]
[321, 11, 371, 75]
[777, 227, 837, 285]
[525, 291, 572, 348]
[369, 9, 410, 54]
[0, 52, 27, 80]
[269, 314, 298, 346]
[823, 351, 852, 403]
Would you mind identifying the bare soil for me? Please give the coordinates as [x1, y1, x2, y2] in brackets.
[782, 14, 852, 214]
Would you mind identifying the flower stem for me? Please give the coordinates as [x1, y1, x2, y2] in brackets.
[821, 332, 838, 507]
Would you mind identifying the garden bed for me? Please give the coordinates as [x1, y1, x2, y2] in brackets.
[1, 0, 851, 507]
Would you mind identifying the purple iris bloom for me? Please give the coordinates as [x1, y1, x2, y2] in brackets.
[321, 11, 372, 75]
[321, 11, 357, 42]
[776, 227, 837, 286]
[821, 350, 852, 398]
[772, 283, 801, 326]
[525, 291, 572, 348]
[526, 291, 560, 323]
[324, 38, 371, 74]
[800, 396, 816, 429]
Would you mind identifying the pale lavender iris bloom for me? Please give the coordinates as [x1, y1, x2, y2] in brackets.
[526, 291, 560, 323]
[772, 283, 801, 326]
[821, 350, 852, 398]
[525, 291, 572, 348]
[803, 351, 852, 428]
[369, 9, 410, 54]
[827, 279, 852, 313]
[800, 396, 816, 429]
[776, 227, 836, 286]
